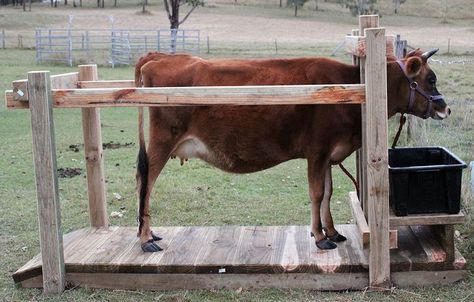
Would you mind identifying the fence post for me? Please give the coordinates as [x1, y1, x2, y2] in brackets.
[36, 29, 41, 64]
[28, 71, 66, 293]
[68, 29, 73, 66]
[364, 27, 391, 290]
[358, 15, 379, 218]
[79, 65, 109, 229]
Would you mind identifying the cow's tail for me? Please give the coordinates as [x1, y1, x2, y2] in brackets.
[136, 57, 148, 236]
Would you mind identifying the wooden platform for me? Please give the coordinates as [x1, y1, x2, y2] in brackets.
[13, 225, 467, 291]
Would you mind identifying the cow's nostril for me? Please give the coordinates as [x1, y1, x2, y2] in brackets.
[447, 107, 452, 115]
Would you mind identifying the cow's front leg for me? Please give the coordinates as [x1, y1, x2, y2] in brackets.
[308, 159, 337, 250]
[321, 167, 347, 243]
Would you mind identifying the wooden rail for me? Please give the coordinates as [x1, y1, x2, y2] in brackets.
[12, 72, 79, 101]
[6, 84, 366, 109]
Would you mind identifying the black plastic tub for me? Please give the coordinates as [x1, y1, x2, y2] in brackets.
[388, 147, 467, 216]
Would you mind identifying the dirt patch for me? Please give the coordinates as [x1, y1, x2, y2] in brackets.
[68, 141, 135, 152]
[58, 167, 82, 178]
[69, 144, 81, 152]
[102, 141, 135, 149]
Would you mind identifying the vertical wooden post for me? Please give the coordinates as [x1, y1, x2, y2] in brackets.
[79, 65, 109, 229]
[28, 71, 66, 293]
[365, 27, 390, 289]
[358, 15, 379, 218]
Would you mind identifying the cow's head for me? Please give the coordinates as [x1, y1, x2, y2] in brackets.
[390, 49, 450, 120]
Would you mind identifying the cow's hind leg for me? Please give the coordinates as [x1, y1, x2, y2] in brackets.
[137, 144, 173, 252]
[308, 159, 337, 250]
[321, 167, 347, 243]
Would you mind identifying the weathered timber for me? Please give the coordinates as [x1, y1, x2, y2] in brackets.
[358, 16, 380, 220]
[19, 270, 467, 291]
[77, 80, 135, 89]
[79, 65, 108, 229]
[430, 225, 455, 263]
[389, 209, 466, 227]
[13, 225, 467, 289]
[350, 192, 397, 249]
[28, 71, 66, 293]
[6, 84, 366, 109]
[364, 27, 391, 289]
[20, 272, 371, 291]
[345, 35, 395, 57]
[391, 270, 467, 288]
[13, 72, 79, 101]
[350, 191, 370, 246]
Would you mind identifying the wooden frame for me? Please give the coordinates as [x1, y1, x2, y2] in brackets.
[4, 16, 466, 293]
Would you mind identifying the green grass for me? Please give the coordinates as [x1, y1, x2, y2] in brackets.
[0, 38, 474, 302]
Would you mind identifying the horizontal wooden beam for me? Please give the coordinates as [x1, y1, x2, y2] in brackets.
[390, 210, 466, 227]
[77, 80, 135, 89]
[345, 35, 394, 58]
[12, 72, 79, 102]
[18, 270, 468, 291]
[20, 272, 370, 291]
[6, 84, 366, 109]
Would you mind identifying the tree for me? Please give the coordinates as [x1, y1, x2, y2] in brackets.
[290, 0, 310, 16]
[393, 0, 406, 14]
[338, 0, 378, 16]
[163, 0, 203, 53]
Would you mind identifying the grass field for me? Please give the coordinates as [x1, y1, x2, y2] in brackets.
[0, 2, 474, 301]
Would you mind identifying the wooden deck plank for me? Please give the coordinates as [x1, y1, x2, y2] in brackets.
[270, 225, 311, 273]
[233, 226, 277, 273]
[157, 226, 212, 273]
[65, 227, 119, 265]
[193, 226, 242, 273]
[120, 227, 180, 273]
[13, 225, 467, 287]
[343, 224, 369, 271]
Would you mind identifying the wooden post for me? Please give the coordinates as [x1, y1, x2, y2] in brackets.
[79, 65, 108, 229]
[28, 71, 66, 293]
[358, 15, 379, 218]
[364, 27, 390, 289]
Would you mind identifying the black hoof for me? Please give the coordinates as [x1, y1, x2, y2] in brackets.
[316, 238, 338, 250]
[310, 232, 314, 237]
[151, 231, 162, 241]
[141, 240, 163, 252]
[328, 232, 347, 242]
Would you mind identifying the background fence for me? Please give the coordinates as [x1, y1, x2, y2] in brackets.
[35, 28, 200, 67]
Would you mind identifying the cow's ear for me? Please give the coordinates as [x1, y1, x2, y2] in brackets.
[405, 56, 423, 78]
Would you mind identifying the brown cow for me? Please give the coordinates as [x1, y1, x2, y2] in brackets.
[135, 49, 449, 252]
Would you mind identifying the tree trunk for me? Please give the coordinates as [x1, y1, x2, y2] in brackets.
[294, 3, 297, 16]
[314, 0, 318, 11]
[394, 0, 400, 14]
[114, 0, 117, 7]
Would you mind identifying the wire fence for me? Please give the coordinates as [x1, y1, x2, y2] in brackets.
[34, 28, 200, 67]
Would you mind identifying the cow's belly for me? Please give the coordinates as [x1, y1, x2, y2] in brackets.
[171, 135, 294, 173]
